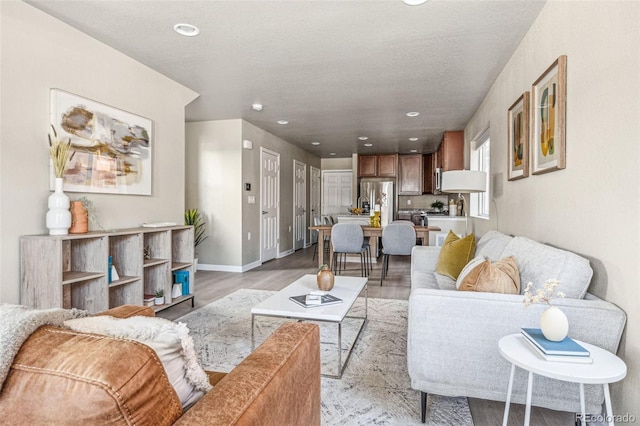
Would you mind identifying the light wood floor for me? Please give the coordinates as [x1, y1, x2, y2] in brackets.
[158, 245, 574, 426]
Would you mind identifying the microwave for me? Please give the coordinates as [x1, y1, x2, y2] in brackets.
[434, 167, 442, 194]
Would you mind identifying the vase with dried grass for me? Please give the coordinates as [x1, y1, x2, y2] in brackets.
[46, 126, 74, 235]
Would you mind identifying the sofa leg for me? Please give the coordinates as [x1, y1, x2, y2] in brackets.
[421, 391, 427, 423]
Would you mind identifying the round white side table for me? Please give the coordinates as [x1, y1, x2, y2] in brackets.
[498, 334, 626, 426]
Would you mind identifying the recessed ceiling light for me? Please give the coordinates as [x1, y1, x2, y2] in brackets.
[409, 137, 419, 141]
[410, 149, 418, 153]
[276, 120, 288, 125]
[406, 112, 420, 117]
[251, 103, 263, 111]
[402, 0, 428, 6]
[311, 142, 320, 146]
[364, 143, 373, 147]
[173, 23, 200, 37]
[329, 152, 337, 156]
[358, 136, 369, 141]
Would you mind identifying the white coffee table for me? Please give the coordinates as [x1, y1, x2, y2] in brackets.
[499, 334, 627, 426]
[251, 274, 368, 378]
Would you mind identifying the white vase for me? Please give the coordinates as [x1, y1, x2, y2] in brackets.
[46, 178, 71, 235]
[539, 306, 569, 341]
[155, 296, 165, 305]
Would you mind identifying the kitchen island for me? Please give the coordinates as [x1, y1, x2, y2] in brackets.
[397, 210, 466, 245]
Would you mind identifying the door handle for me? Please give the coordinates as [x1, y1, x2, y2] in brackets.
[262, 211, 268, 215]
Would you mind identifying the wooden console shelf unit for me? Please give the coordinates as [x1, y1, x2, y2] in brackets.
[20, 225, 195, 314]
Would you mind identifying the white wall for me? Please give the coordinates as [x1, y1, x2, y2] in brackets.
[242, 120, 321, 262]
[185, 119, 320, 270]
[465, 1, 639, 416]
[185, 120, 243, 267]
[0, 2, 198, 303]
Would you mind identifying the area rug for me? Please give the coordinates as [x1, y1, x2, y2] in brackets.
[176, 288, 473, 425]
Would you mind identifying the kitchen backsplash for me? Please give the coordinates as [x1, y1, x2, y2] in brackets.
[398, 194, 453, 210]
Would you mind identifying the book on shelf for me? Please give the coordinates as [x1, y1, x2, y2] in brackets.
[289, 294, 343, 308]
[143, 294, 155, 305]
[521, 328, 590, 357]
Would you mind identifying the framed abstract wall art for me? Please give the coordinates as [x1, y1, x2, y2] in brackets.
[531, 55, 567, 175]
[507, 91, 530, 181]
[50, 89, 153, 195]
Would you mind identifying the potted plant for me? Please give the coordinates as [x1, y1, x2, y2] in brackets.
[430, 200, 445, 212]
[184, 208, 208, 272]
[154, 289, 165, 305]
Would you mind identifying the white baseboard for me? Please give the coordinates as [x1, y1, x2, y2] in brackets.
[198, 260, 262, 273]
[278, 249, 294, 258]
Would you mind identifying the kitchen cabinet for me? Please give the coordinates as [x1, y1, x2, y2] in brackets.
[438, 131, 464, 171]
[398, 154, 423, 195]
[358, 155, 377, 177]
[423, 153, 435, 194]
[357, 154, 397, 178]
[377, 154, 397, 177]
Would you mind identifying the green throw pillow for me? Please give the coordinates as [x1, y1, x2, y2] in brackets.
[435, 231, 477, 280]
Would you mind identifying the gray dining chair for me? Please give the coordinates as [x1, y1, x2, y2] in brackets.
[331, 223, 368, 277]
[380, 222, 416, 285]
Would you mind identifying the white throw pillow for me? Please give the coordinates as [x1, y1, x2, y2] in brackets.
[64, 315, 211, 409]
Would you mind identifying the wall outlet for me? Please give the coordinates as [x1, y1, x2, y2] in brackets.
[407, 199, 412, 205]
[247, 232, 251, 240]
[288, 226, 292, 232]
[248, 195, 255, 204]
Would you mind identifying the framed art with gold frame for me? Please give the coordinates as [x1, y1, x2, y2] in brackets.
[531, 55, 567, 175]
[507, 91, 530, 181]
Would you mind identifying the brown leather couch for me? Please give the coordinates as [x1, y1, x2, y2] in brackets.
[0, 305, 321, 425]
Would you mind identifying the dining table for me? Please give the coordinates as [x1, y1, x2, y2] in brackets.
[308, 224, 441, 268]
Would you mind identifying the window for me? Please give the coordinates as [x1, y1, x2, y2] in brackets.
[470, 129, 490, 219]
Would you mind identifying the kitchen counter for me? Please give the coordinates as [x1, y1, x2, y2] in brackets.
[397, 210, 465, 220]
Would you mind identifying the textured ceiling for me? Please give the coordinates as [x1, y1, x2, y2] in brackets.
[28, 0, 545, 158]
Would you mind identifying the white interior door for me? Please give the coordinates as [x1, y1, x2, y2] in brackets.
[310, 166, 321, 244]
[261, 148, 279, 262]
[293, 160, 306, 250]
[322, 171, 353, 217]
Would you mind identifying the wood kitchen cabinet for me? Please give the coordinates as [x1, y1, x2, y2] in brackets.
[377, 154, 397, 177]
[398, 154, 423, 195]
[438, 131, 464, 171]
[358, 155, 378, 177]
[357, 154, 397, 178]
[423, 153, 434, 194]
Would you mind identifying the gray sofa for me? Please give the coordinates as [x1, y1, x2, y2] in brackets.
[408, 230, 626, 419]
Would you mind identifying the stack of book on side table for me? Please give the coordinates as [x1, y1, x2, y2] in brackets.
[521, 328, 593, 364]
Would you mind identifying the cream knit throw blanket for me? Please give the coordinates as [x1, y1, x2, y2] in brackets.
[0, 304, 87, 389]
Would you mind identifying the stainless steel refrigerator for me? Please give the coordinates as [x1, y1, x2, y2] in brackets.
[359, 179, 394, 227]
